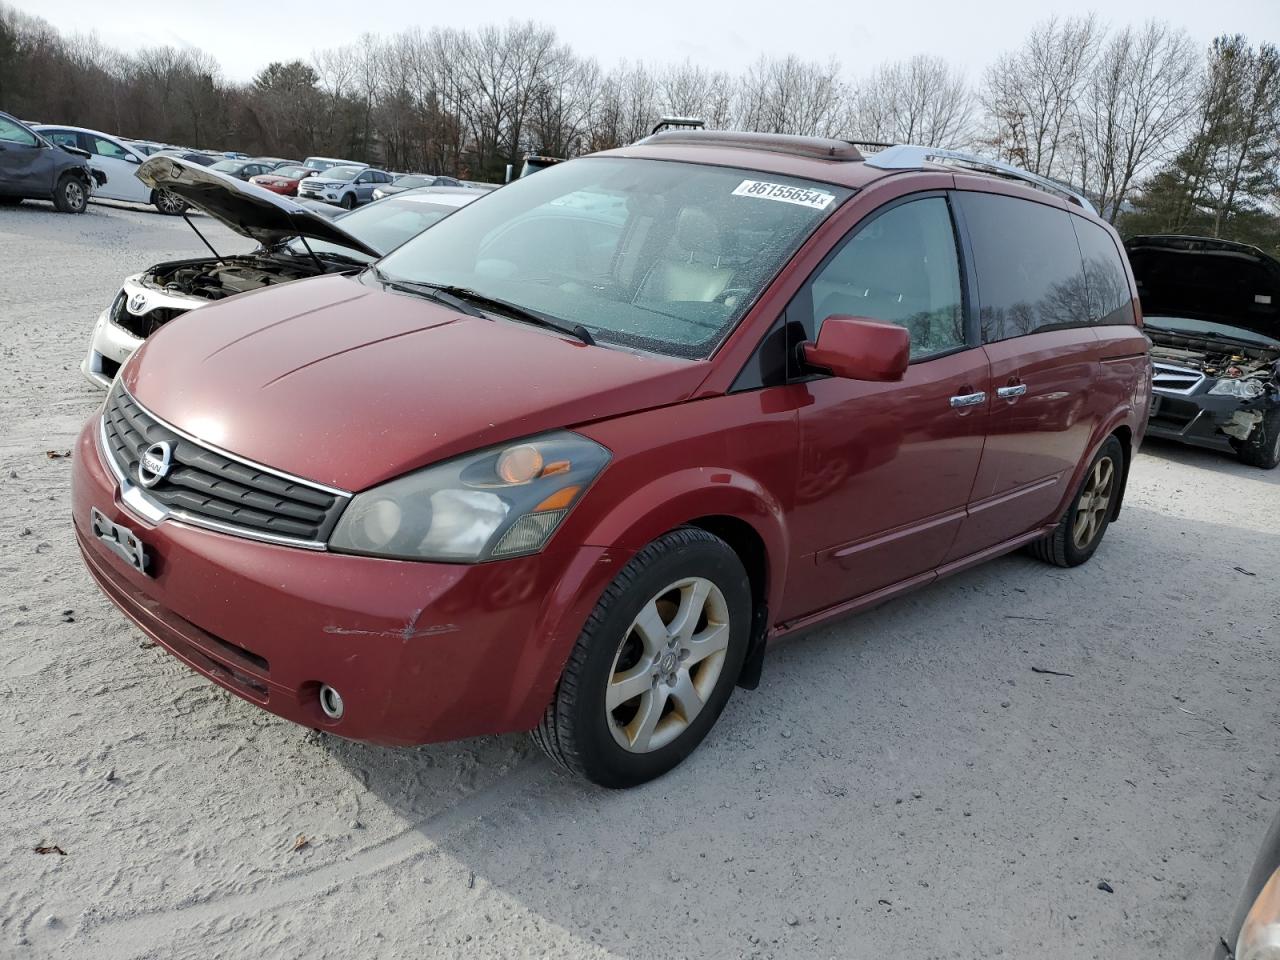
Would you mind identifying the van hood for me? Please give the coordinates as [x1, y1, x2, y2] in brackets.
[122, 275, 706, 491]
[136, 155, 381, 258]
[1125, 235, 1280, 338]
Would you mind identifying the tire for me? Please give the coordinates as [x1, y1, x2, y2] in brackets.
[1234, 410, 1280, 469]
[53, 174, 88, 214]
[340, 193, 356, 210]
[153, 189, 188, 216]
[532, 527, 752, 788]
[1027, 435, 1125, 568]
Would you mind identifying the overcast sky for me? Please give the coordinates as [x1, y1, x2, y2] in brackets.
[16, 0, 1280, 82]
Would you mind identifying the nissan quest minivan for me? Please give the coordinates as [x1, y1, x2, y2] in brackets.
[72, 132, 1151, 787]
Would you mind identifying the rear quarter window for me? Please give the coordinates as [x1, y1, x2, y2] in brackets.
[1072, 217, 1135, 325]
[957, 192, 1089, 342]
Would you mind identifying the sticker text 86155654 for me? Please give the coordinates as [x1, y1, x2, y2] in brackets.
[731, 179, 835, 210]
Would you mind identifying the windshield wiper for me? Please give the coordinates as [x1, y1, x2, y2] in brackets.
[370, 266, 485, 318]
[427, 283, 596, 345]
[370, 269, 597, 345]
[1152, 325, 1264, 349]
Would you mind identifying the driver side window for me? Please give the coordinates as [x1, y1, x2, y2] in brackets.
[0, 118, 37, 146]
[802, 196, 965, 360]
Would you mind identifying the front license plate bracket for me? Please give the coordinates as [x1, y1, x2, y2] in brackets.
[90, 507, 150, 575]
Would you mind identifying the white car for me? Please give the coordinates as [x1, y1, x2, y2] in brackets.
[82, 161, 484, 387]
[33, 124, 188, 214]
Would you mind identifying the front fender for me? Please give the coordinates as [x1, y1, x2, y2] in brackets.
[579, 466, 791, 615]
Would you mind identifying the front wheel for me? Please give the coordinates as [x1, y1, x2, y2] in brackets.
[1027, 435, 1124, 567]
[153, 189, 188, 216]
[1233, 410, 1280, 469]
[340, 193, 356, 210]
[533, 527, 751, 788]
[53, 175, 88, 213]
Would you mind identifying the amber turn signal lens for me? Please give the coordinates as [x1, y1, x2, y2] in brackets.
[535, 485, 581, 512]
[497, 445, 543, 484]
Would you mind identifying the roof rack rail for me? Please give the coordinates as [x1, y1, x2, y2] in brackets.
[865, 145, 1097, 214]
[636, 130, 865, 161]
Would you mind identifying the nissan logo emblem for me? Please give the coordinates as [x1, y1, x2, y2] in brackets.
[137, 441, 173, 488]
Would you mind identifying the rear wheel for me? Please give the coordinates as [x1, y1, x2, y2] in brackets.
[533, 527, 751, 788]
[1027, 435, 1124, 568]
[1233, 410, 1280, 469]
[53, 175, 88, 214]
[153, 189, 188, 216]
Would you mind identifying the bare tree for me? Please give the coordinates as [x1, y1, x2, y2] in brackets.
[1074, 21, 1200, 221]
[853, 54, 973, 147]
[980, 15, 1102, 178]
[656, 60, 735, 128]
[736, 55, 851, 138]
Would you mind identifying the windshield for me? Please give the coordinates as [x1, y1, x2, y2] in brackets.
[211, 159, 244, 174]
[286, 197, 468, 262]
[272, 164, 309, 179]
[375, 157, 849, 358]
[1145, 315, 1280, 348]
[323, 166, 362, 182]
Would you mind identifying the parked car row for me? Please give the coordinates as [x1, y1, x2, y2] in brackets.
[2, 113, 488, 214]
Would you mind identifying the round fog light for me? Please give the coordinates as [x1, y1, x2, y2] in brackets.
[318, 684, 344, 720]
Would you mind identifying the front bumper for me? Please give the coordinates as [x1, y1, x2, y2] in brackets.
[298, 186, 343, 205]
[81, 306, 142, 389]
[71, 418, 628, 745]
[1147, 388, 1278, 452]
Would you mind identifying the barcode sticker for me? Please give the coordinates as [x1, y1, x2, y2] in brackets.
[732, 179, 835, 210]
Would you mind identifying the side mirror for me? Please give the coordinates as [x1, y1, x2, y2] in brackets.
[800, 316, 910, 382]
[125, 153, 141, 164]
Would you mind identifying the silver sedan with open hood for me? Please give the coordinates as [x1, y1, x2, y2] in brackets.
[81, 157, 482, 387]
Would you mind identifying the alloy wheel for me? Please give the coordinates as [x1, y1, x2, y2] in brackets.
[65, 180, 85, 210]
[606, 577, 730, 754]
[156, 190, 186, 214]
[1072, 456, 1115, 549]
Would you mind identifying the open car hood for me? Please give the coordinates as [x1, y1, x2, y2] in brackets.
[137, 155, 381, 259]
[1125, 235, 1280, 338]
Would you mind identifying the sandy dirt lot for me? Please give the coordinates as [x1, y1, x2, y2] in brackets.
[1, 198, 1277, 960]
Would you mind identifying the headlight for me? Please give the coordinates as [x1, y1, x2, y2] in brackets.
[1209, 378, 1266, 400]
[1237, 865, 1280, 960]
[328, 432, 610, 562]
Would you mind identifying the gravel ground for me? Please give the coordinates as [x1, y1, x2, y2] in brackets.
[2, 198, 1278, 960]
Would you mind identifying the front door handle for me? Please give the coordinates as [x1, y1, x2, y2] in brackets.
[996, 384, 1028, 399]
[950, 391, 987, 408]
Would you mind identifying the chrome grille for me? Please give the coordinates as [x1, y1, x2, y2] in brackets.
[1152, 362, 1205, 395]
[100, 383, 349, 549]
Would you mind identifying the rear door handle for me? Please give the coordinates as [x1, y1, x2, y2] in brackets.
[996, 384, 1027, 398]
[950, 391, 987, 408]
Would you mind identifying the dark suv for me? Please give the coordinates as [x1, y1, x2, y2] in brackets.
[0, 111, 105, 213]
[73, 133, 1150, 787]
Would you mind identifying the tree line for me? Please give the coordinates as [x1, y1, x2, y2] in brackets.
[1, 5, 1276, 251]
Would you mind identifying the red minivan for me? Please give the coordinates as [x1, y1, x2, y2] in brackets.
[73, 132, 1151, 787]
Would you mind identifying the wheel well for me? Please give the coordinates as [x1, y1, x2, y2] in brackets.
[1109, 425, 1132, 521]
[685, 515, 769, 689]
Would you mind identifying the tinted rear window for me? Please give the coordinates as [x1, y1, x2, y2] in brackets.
[1072, 218, 1135, 325]
[958, 192, 1089, 342]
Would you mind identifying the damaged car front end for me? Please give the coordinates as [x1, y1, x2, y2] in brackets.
[1127, 235, 1280, 469]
